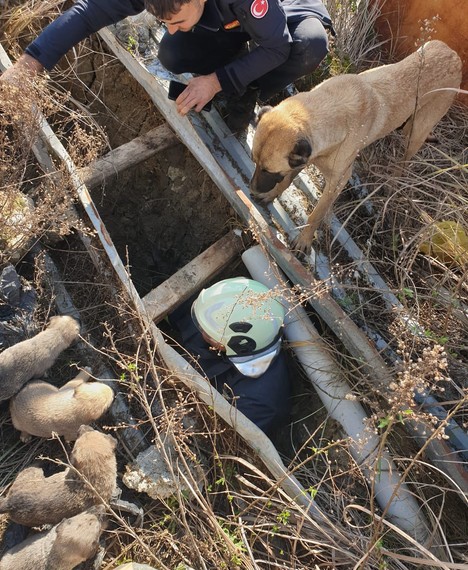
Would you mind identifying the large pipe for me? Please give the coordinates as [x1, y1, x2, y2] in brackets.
[242, 246, 429, 541]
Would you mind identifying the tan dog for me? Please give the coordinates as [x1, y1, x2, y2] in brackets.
[250, 40, 462, 252]
[0, 425, 117, 527]
[0, 315, 80, 401]
[0, 507, 105, 570]
[10, 368, 115, 441]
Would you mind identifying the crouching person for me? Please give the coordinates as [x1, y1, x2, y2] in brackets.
[169, 278, 291, 438]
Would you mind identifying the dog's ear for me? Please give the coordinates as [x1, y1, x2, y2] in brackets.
[255, 105, 273, 125]
[288, 138, 312, 168]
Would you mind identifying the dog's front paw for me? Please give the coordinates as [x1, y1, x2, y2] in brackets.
[251, 191, 276, 205]
[291, 227, 316, 255]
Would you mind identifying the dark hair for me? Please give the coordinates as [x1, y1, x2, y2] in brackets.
[145, 0, 192, 20]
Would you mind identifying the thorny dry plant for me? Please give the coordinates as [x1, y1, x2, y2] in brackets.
[0, 65, 106, 266]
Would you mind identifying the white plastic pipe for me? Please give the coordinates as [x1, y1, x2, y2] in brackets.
[242, 246, 429, 541]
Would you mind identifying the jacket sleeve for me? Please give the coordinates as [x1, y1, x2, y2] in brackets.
[25, 0, 145, 70]
[216, 0, 291, 95]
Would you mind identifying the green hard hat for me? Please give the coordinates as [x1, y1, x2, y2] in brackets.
[191, 277, 285, 357]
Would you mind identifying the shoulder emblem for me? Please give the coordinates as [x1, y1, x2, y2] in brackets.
[251, 0, 269, 19]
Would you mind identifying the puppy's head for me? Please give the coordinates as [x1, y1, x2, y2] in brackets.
[251, 102, 312, 194]
[72, 426, 117, 470]
[52, 509, 104, 566]
[48, 314, 81, 338]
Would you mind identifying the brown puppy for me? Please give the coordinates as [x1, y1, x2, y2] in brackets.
[10, 368, 115, 441]
[0, 315, 80, 401]
[0, 426, 117, 527]
[250, 40, 462, 252]
[0, 507, 105, 570]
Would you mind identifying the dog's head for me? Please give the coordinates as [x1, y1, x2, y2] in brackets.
[251, 103, 312, 194]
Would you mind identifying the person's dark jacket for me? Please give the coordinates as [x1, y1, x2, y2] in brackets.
[169, 301, 291, 437]
[25, 0, 332, 94]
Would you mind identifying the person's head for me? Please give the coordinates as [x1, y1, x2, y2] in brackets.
[191, 278, 285, 377]
[145, 0, 207, 34]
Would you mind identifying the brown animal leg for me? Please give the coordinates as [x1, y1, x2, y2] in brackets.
[402, 93, 455, 161]
[293, 164, 353, 253]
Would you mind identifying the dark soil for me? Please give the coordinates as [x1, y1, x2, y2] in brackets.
[67, 42, 235, 296]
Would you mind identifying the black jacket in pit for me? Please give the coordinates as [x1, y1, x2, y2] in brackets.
[25, 0, 332, 95]
[168, 300, 291, 437]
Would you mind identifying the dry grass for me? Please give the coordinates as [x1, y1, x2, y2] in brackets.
[0, 0, 64, 57]
[0, 59, 106, 265]
[314, 1, 468, 563]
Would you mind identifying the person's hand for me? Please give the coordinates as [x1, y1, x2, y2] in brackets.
[176, 73, 221, 115]
[0, 54, 44, 85]
[1, 54, 44, 117]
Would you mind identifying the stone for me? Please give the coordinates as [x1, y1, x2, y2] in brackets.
[122, 442, 202, 500]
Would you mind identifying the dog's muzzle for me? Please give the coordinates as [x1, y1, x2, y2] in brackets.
[251, 167, 285, 194]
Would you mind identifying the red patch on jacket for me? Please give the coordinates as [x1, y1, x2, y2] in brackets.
[251, 0, 269, 19]
[224, 19, 241, 29]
